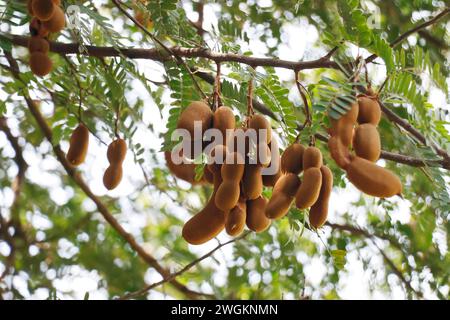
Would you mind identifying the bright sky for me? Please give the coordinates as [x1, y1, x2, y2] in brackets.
[0, 0, 448, 300]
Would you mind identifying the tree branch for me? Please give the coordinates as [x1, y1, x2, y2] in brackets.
[119, 232, 250, 300]
[3, 52, 213, 300]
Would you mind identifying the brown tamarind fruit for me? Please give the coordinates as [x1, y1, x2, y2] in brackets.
[353, 123, 381, 162]
[242, 164, 263, 200]
[177, 101, 213, 140]
[302, 146, 323, 169]
[225, 200, 246, 236]
[295, 168, 322, 209]
[309, 165, 333, 228]
[281, 142, 305, 174]
[246, 196, 271, 232]
[213, 106, 235, 142]
[32, 0, 55, 21]
[327, 136, 351, 169]
[66, 124, 89, 166]
[30, 18, 50, 37]
[215, 152, 245, 211]
[346, 155, 402, 198]
[103, 138, 127, 190]
[182, 171, 226, 245]
[165, 151, 203, 185]
[265, 173, 300, 219]
[42, 5, 65, 33]
[29, 52, 52, 77]
[249, 114, 272, 144]
[329, 102, 359, 147]
[357, 96, 381, 125]
[28, 36, 49, 54]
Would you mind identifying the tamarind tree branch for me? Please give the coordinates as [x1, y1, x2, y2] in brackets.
[2, 52, 213, 300]
[365, 7, 450, 64]
[119, 232, 251, 300]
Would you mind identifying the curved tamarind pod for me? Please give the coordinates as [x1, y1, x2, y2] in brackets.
[213, 106, 235, 142]
[42, 5, 65, 33]
[103, 164, 123, 190]
[357, 96, 381, 125]
[66, 124, 89, 166]
[281, 143, 305, 174]
[242, 164, 263, 200]
[182, 172, 226, 245]
[177, 101, 213, 141]
[30, 18, 50, 37]
[327, 136, 351, 169]
[353, 124, 381, 162]
[329, 102, 359, 146]
[107, 138, 127, 164]
[249, 114, 272, 144]
[32, 0, 55, 21]
[309, 165, 333, 228]
[28, 36, 49, 54]
[303, 146, 323, 169]
[246, 196, 271, 232]
[29, 52, 52, 77]
[346, 156, 402, 198]
[164, 151, 203, 185]
[295, 168, 322, 209]
[215, 152, 245, 211]
[225, 201, 246, 236]
[266, 173, 300, 219]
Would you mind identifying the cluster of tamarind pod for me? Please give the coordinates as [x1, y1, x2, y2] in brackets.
[327, 87, 402, 198]
[27, 0, 66, 76]
[66, 123, 127, 191]
[166, 100, 333, 245]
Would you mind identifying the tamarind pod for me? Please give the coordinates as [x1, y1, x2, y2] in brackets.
[295, 168, 322, 209]
[107, 138, 127, 164]
[329, 102, 359, 146]
[182, 173, 226, 245]
[265, 193, 293, 220]
[103, 164, 123, 190]
[225, 201, 246, 236]
[30, 18, 50, 37]
[303, 146, 323, 169]
[346, 156, 402, 198]
[66, 124, 89, 166]
[246, 196, 271, 232]
[220, 152, 245, 181]
[177, 101, 213, 140]
[357, 96, 381, 125]
[327, 136, 351, 169]
[281, 143, 305, 174]
[215, 153, 244, 210]
[242, 164, 263, 200]
[249, 114, 272, 144]
[32, 0, 55, 21]
[213, 106, 235, 140]
[164, 151, 203, 185]
[272, 173, 301, 197]
[28, 36, 49, 54]
[42, 5, 65, 33]
[309, 166, 333, 228]
[353, 124, 381, 162]
[29, 52, 52, 77]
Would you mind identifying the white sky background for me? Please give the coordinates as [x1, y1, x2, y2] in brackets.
[0, 0, 449, 300]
